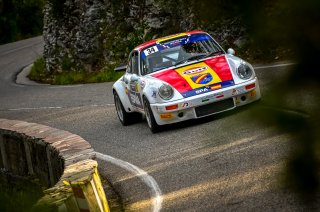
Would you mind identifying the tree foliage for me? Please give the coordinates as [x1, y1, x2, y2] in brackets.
[0, 0, 44, 44]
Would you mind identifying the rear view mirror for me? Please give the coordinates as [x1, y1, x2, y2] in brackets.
[114, 65, 127, 72]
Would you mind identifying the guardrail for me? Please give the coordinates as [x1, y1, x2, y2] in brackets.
[0, 119, 110, 211]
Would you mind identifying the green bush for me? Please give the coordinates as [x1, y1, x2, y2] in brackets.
[0, 0, 44, 44]
[28, 57, 123, 85]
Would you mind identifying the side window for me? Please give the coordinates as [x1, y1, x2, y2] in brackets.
[132, 53, 139, 75]
[126, 57, 132, 73]
[127, 52, 139, 74]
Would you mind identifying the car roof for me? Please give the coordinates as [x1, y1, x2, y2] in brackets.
[134, 30, 206, 52]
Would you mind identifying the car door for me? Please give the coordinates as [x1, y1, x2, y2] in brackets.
[126, 51, 143, 109]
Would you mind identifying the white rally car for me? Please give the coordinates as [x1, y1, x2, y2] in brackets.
[113, 30, 261, 133]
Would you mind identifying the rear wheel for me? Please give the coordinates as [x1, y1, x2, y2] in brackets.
[143, 97, 161, 133]
[114, 92, 138, 126]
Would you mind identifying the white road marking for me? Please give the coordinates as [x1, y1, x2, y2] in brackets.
[95, 152, 162, 212]
[49, 85, 83, 88]
[4, 104, 115, 111]
[8, 106, 62, 111]
[254, 62, 296, 69]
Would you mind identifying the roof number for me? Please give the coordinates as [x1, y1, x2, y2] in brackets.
[143, 46, 159, 56]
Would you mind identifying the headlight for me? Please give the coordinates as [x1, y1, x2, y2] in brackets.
[237, 63, 253, 80]
[158, 84, 174, 100]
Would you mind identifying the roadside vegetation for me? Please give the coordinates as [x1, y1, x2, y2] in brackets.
[0, 0, 44, 44]
[29, 57, 123, 84]
[0, 173, 44, 212]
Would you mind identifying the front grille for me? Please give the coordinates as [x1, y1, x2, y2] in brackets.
[195, 98, 235, 117]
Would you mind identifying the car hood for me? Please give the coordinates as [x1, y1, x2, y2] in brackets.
[150, 55, 234, 98]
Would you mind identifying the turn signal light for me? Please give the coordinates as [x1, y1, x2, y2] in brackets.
[245, 83, 255, 90]
[165, 105, 178, 110]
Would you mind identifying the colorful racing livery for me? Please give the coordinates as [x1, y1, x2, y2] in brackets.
[113, 30, 261, 133]
[151, 56, 235, 98]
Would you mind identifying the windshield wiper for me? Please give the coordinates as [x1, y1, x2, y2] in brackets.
[174, 53, 207, 66]
[206, 50, 224, 57]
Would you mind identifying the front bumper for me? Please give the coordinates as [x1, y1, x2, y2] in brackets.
[150, 77, 261, 125]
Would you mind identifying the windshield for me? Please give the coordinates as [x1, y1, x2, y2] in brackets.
[140, 33, 223, 75]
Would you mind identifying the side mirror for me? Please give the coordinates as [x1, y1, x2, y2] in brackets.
[114, 64, 127, 72]
[227, 48, 235, 55]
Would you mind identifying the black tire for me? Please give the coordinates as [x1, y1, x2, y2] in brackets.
[114, 92, 136, 126]
[143, 97, 161, 133]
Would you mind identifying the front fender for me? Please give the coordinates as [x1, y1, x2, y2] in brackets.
[113, 78, 134, 113]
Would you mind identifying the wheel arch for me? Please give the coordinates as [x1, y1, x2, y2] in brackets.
[113, 81, 134, 113]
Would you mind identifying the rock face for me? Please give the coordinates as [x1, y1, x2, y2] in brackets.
[43, 0, 244, 73]
[43, 0, 195, 73]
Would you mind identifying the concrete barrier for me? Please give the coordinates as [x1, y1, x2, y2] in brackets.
[0, 119, 110, 211]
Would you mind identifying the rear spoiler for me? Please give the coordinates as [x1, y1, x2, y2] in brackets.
[114, 65, 127, 72]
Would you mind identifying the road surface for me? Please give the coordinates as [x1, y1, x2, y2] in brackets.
[0, 37, 316, 211]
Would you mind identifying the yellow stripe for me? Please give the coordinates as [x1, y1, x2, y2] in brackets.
[156, 33, 187, 43]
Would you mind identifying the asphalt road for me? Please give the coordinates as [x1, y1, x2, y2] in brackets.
[0, 37, 317, 211]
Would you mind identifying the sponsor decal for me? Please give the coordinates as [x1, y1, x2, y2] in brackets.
[210, 84, 222, 90]
[183, 66, 208, 75]
[195, 87, 210, 94]
[232, 87, 245, 95]
[152, 91, 157, 98]
[130, 84, 136, 91]
[140, 80, 146, 90]
[180, 102, 190, 108]
[231, 89, 237, 95]
[160, 113, 174, 120]
[128, 91, 142, 107]
[191, 73, 213, 84]
[250, 90, 256, 97]
[176, 62, 221, 90]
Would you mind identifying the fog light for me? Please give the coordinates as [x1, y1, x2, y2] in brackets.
[178, 112, 184, 118]
[241, 96, 246, 101]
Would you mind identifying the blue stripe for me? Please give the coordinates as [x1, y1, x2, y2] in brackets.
[181, 80, 235, 98]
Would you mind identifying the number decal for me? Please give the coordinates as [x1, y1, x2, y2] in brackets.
[143, 46, 159, 56]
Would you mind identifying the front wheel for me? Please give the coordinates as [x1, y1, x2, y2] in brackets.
[143, 97, 161, 133]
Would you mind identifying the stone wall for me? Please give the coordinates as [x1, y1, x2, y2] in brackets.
[43, 0, 195, 73]
[0, 119, 95, 187]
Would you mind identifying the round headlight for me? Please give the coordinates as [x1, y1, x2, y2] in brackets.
[158, 84, 174, 100]
[237, 63, 253, 80]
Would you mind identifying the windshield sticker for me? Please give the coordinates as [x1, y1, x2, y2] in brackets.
[143, 46, 159, 56]
[189, 34, 211, 43]
[156, 33, 188, 43]
[159, 35, 190, 49]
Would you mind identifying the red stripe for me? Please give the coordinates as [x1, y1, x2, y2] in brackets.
[204, 56, 233, 81]
[151, 69, 192, 93]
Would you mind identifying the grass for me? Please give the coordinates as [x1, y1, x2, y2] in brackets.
[28, 57, 123, 85]
[0, 173, 45, 212]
